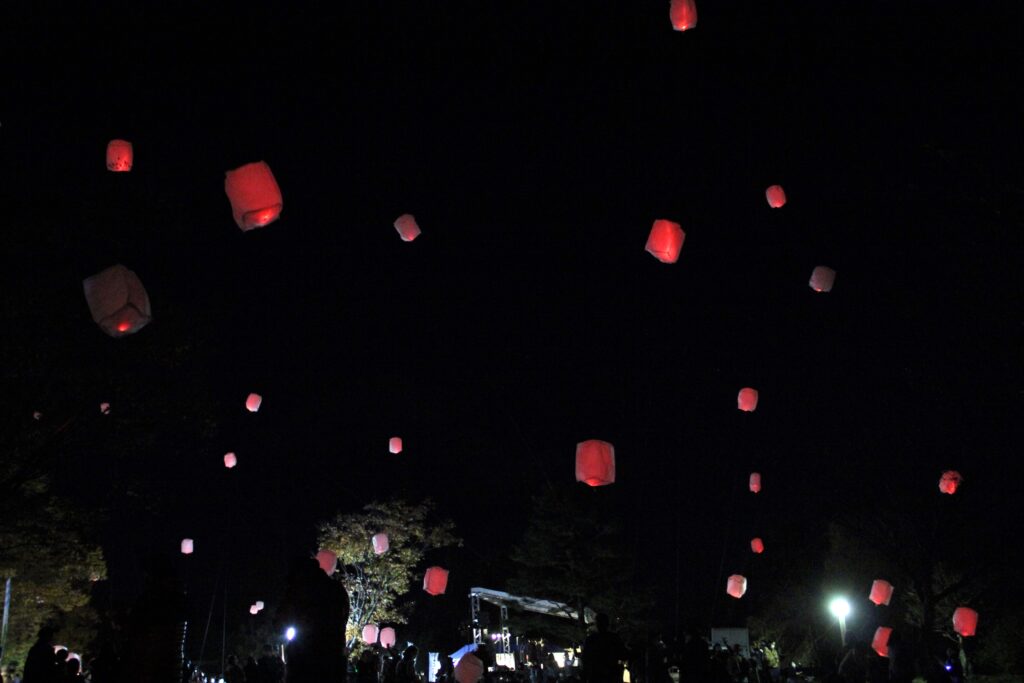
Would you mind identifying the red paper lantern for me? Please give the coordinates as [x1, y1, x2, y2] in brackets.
[246, 393, 262, 413]
[953, 607, 978, 637]
[669, 0, 697, 31]
[83, 265, 152, 337]
[181, 538, 194, 555]
[645, 219, 686, 264]
[380, 627, 397, 649]
[373, 533, 390, 555]
[223, 452, 237, 469]
[939, 470, 962, 495]
[389, 437, 403, 454]
[726, 574, 747, 599]
[455, 653, 484, 683]
[765, 185, 786, 208]
[362, 624, 380, 645]
[317, 549, 338, 576]
[750, 538, 764, 554]
[869, 579, 894, 606]
[394, 214, 422, 242]
[224, 161, 283, 231]
[423, 566, 449, 596]
[749, 472, 761, 493]
[575, 440, 616, 487]
[809, 266, 836, 293]
[871, 627, 892, 657]
[106, 139, 133, 172]
[249, 605, 259, 615]
[738, 388, 759, 412]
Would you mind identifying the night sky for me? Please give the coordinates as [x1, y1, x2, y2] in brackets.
[4, 0, 1022, 658]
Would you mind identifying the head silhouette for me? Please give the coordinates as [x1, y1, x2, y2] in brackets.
[596, 613, 609, 633]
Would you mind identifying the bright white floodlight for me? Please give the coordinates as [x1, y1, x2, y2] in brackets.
[286, 626, 296, 641]
[829, 597, 851, 619]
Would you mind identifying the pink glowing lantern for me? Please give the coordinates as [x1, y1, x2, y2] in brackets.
[645, 219, 686, 264]
[317, 550, 338, 576]
[106, 139, 133, 172]
[181, 538, 194, 555]
[362, 624, 380, 645]
[394, 214, 422, 242]
[33, 411, 42, 420]
[871, 627, 892, 657]
[765, 185, 786, 208]
[380, 627, 397, 649]
[869, 580, 894, 606]
[737, 388, 759, 412]
[953, 607, 978, 637]
[389, 437, 403, 454]
[423, 566, 449, 596]
[245, 393, 262, 412]
[939, 470, 962, 495]
[809, 266, 836, 293]
[224, 161, 282, 231]
[83, 265, 152, 337]
[750, 538, 764, 554]
[455, 653, 484, 683]
[255, 601, 264, 610]
[575, 439, 616, 487]
[749, 472, 762, 493]
[100, 402, 111, 415]
[669, 0, 698, 31]
[726, 574, 747, 599]
[223, 452, 237, 469]
[373, 533, 390, 555]
[249, 605, 259, 615]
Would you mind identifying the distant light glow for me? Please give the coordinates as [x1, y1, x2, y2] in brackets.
[286, 626, 296, 641]
[829, 597, 851, 619]
[117, 321, 131, 332]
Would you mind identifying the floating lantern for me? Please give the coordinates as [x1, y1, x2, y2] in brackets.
[106, 139, 133, 172]
[394, 214, 421, 242]
[245, 393, 262, 412]
[82, 265, 152, 337]
[99, 402, 111, 415]
[869, 580, 894, 606]
[575, 439, 616, 487]
[33, 411, 42, 420]
[726, 574, 747, 599]
[389, 437, 403, 454]
[181, 538, 194, 555]
[249, 605, 259, 615]
[809, 266, 836, 293]
[765, 185, 786, 208]
[223, 452, 237, 469]
[871, 627, 892, 657]
[423, 566, 449, 596]
[669, 0, 697, 31]
[362, 624, 380, 645]
[380, 627, 397, 649]
[255, 601, 264, 610]
[953, 607, 978, 637]
[737, 388, 759, 412]
[317, 549, 338, 576]
[224, 161, 282, 231]
[939, 470, 962, 495]
[372, 533, 390, 555]
[749, 472, 762, 493]
[645, 219, 686, 264]
[455, 653, 484, 683]
[750, 538, 764, 554]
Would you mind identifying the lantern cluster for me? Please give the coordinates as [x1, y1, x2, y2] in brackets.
[249, 601, 265, 616]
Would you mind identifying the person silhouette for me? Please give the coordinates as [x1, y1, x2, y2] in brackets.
[22, 626, 57, 683]
[278, 555, 350, 683]
[582, 614, 629, 683]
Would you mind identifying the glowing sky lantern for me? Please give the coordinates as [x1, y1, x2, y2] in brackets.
[749, 472, 762, 493]
[870, 579, 894, 606]
[100, 402, 111, 415]
[255, 601, 264, 610]
[181, 538, 194, 555]
[765, 185, 786, 208]
[953, 607, 978, 637]
[871, 627, 892, 657]
[455, 653, 484, 683]
[750, 538, 764, 554]
[423, 566, 449, 596]
[317, 549, 338, 576]
[224, 161, 282, 231]
[809, 266, 836, 293]
[389, 437, 403, 454]
[83, 265, 152, 337]
[380, 627, 397, 649]
[669, 0, 697, 31]
[372, 533, 390, 555]
[223, 452, 238, 469]
[33, 411, 42, 420]
[726, 574, 747, 599]
[249, 605, 259, 615]
[737, 388, 759, 412]
[645, 219, 685, 264]
[106, 139, 133, 172]
[245, 393, 262, 412]
[362, 624, 380, 645]
[394, 214, 422, 242]
[575, 439, 616, 487]
[939, 470, 962, 495]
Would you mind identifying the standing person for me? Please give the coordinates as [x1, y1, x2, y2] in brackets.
[21, 627, 56, 683]
[277, 556, 350, 683]
[581, 614, 630, 683]
[244, 656, 260, 683]
[258, 644, 284, 683]
[763, 643, 780, 683]
[120, 555, 188, 683]
[225, 655, 246, 683]
[397, 647, 420, 683]
[837, 642, 868, 683]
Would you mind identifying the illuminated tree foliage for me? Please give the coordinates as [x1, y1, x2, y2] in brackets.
[316, 499, 460, 650]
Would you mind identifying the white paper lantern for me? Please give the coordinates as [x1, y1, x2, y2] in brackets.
[82, 265, 152, 337]
[372, 533, 390, 555]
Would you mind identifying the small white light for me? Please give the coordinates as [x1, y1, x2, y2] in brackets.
[286, 626, 296, 641]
